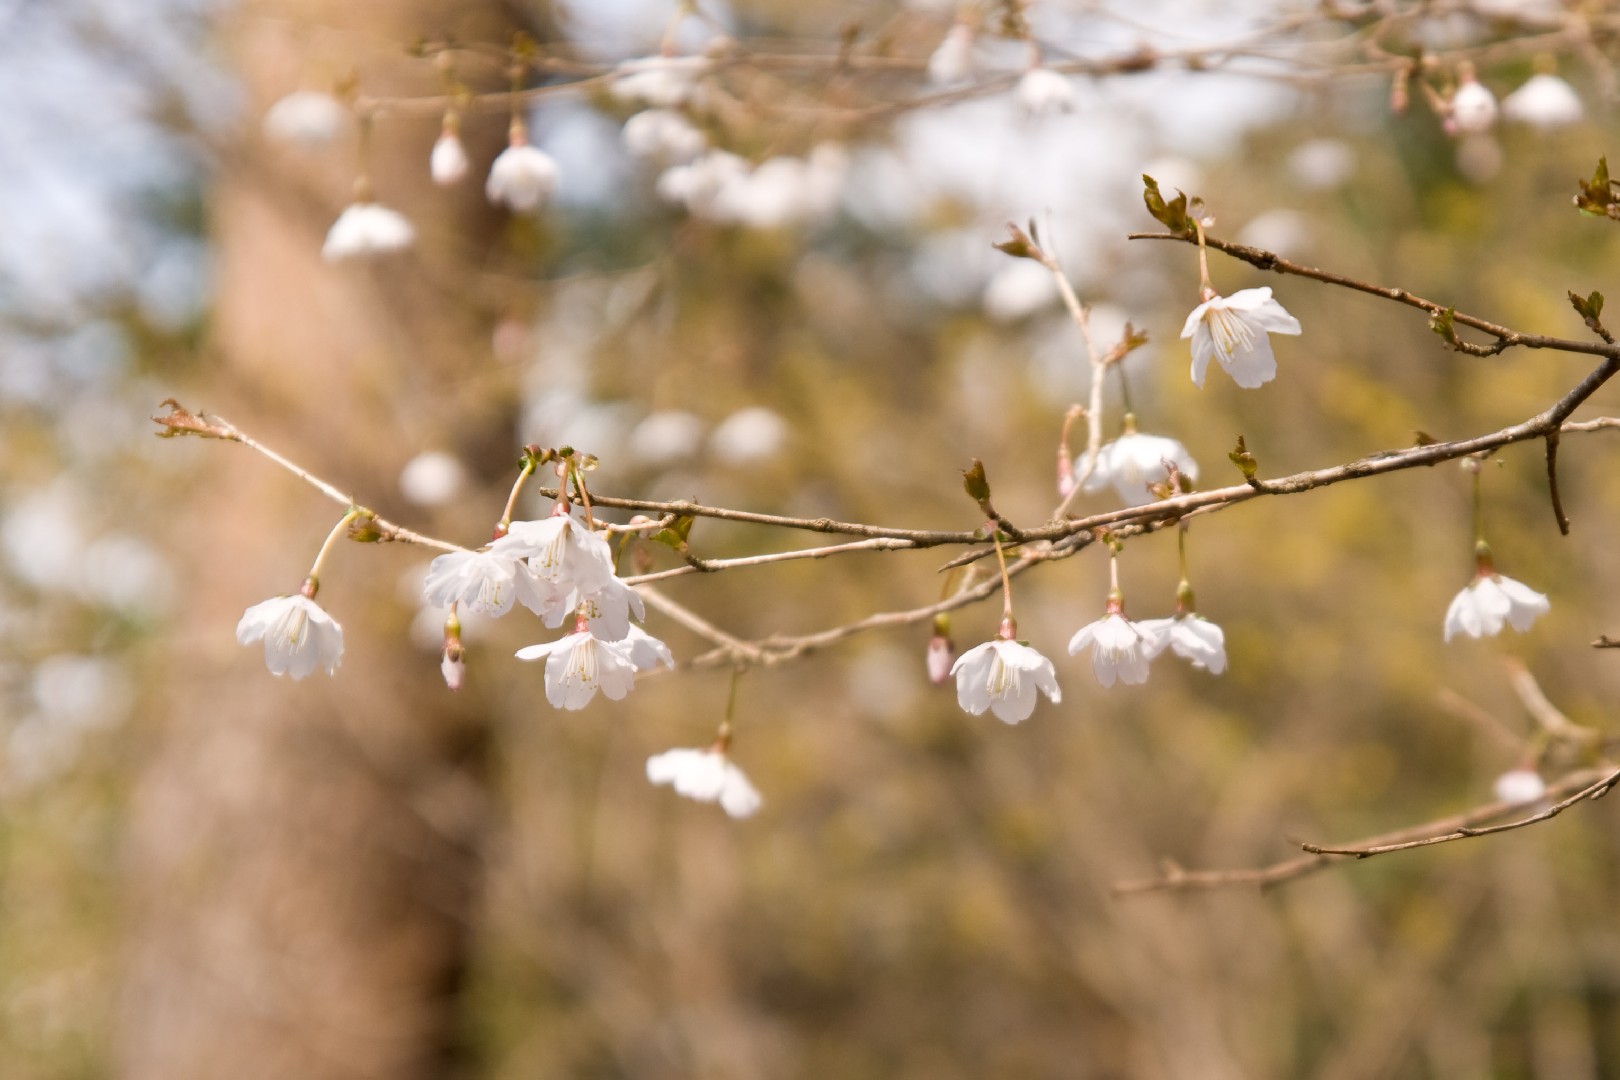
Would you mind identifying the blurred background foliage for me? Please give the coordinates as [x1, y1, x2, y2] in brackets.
[5, 0, 1620, 1077]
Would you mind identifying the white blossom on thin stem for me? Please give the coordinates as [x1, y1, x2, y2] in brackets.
[1450, 75, 1499, 135]
[646, 747, 762, 818]
[1079, 430, 1199, 506]
[1502, 73, 1583, 129]
[1068, 611, 1151, 687]
[263, 90, 346, 147]
[487, 140, 560, 212]
[951, 630, 1061, 724]
[575, 574, 647, 642]
[516, 620, 640, 710]
[236, 594, 344, 679]
[430, 128, 470, 185]
[321, 203, 416, 261]
[1443, 571, 1549, 641]
[1016, 67, 1075, 115]
[423, 548, 536, 619]
[1138, 614, 1227, 675]
[1181, 286, 1301, 389]
[493, 514, 617, 600]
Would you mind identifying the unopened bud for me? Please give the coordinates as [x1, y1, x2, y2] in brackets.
[441, 650, 465, 691]
[926, 634, 956, 684]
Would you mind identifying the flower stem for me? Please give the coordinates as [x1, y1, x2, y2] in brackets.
[717, 665, 742, 747]
[990, 525, 1015, 624]
[304, 507, 364, 597]
[497, 453, 538, 536]
[1115, 363, 1136, 421]
[571, 459, 597, 529]
[1194, 219, 1213, 295]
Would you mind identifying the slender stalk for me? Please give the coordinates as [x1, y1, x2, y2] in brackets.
[302, 507, 364, 597]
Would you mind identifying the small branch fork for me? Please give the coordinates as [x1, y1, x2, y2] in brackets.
[1113, 765, 1620, 897]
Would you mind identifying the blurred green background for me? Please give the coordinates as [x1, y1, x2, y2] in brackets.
[5, 1, 1620, 1077]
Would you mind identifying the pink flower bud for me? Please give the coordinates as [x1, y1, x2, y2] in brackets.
[441, 650, 465, 691]
[926, 634, 956, 685]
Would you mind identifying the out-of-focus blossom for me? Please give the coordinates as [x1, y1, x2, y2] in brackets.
[1016, 67, 1075, 115]
[646, 747, 762, 817]
[236, 594, 344, 679]
[628, 409, 705, 465]
[951, 638, 1061, 723]
[430, 129, 470, 185]
[660, 145, 848, 228]
[1450, 76, 1499, 135]
[1288, 139, 1355, 190]
[710, 407, 789, 464]
[487, 144, 560, 211]
[611, 56, 710, 107]
[623, 108, 707, 162]
[1067, 612, 1151, 687]
[399, 450, 465, 506]
[1443, 572, 1549, 641]
[321, 203, 415, 261]
[1502, 73, 1583, 129]
[1493, 768, 1546, 804]
[1182, 287, 1301, 389]
[1138, 614, 1227, 674]
[983, 260, 1058, 322]
[928, 24, 974, 84]
[515, 626, 640, 709]
[263, 90, 346, 147]
[1079, 431, 1198, 506]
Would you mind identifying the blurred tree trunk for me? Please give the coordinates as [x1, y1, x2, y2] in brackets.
[116, 3, 527, 1077]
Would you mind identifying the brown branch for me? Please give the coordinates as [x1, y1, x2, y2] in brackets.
[1545, 430, 1570, 534]
[1113, 765, 1620, 896]
[1128, 232, 1620, 359]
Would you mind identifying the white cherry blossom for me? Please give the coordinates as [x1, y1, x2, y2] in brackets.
[1067, 612, 1151, 687]
[1443, 572, 1549, 641]
[321, 203, 415, 261]
[423, 548, 535, 619]
[610, 56, 710, 108]
[263, 90, 346, 147]
[950, 638, 1061, 724]
[1450, 76, 1499, 134]
[646, 747, 762, 818]
[430, 130, 470, 185]
[575, 574, 647, 642]
[236, 594, 344, 679]
[1138, 614, 1227, 675]
[1016, 67, 1075, 115]
[492, 515, 617, 598]
[623, 624, 675, 672]
[622, 108, 707, 162]
[515, 626, 639, 710]
[1181, 287, 1301, 389]
[1502, 73, 1582, 129]
[486, 144, 560, 212]
[1079, 431, 1198, 506]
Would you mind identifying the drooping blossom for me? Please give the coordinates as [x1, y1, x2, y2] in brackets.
[492, 515, 617, 598]
[515, 623, 640, 710]
[321, 203, 415, 261]
[430, 128, 470, 185]
[1450, 74, 1499, 135]
[1138, 614, 1227, 675]
[575, 574, 647, 642]
[1016, 67, 1075, 115]
[236, 594, 344, 679]
[1443, 571, 1549, 641]
[1079, 430, 1198, 506]
[486, 142, 560, 212]
[1067, 611, 1151, 687]
[1502, 73, 1582, 129]
[1181, 287, 1301, 389]
[263, 90, 346, 147]
[423, 548, 537, 619]
[646, 747, 762, 818]
[951, 635, 1061, 724]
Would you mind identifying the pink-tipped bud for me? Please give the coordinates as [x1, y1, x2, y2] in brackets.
[441, 650, 465, 691]
[926, 634, 956, 684]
